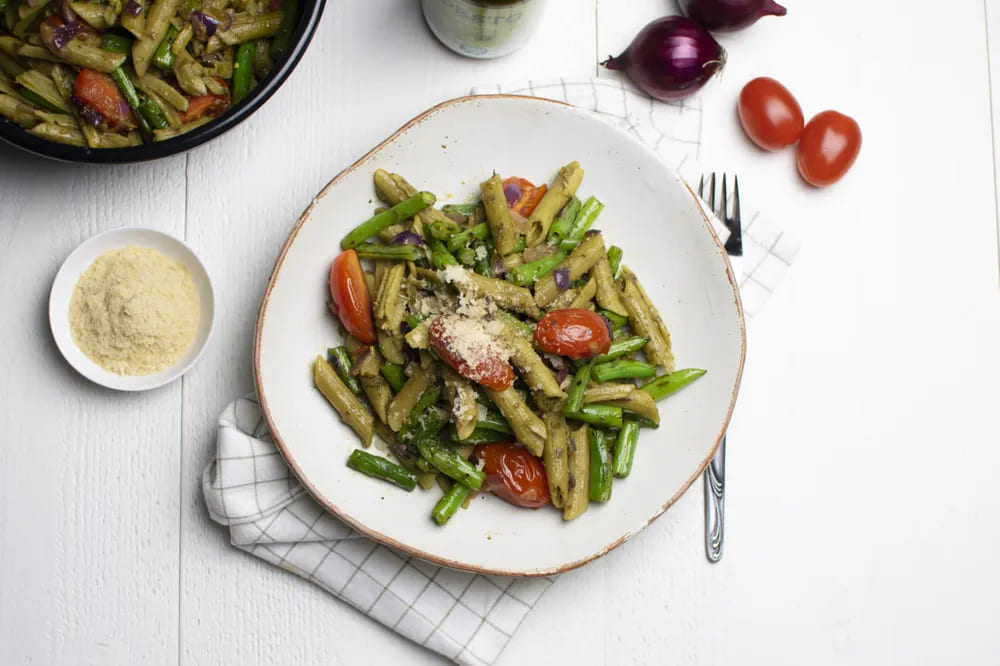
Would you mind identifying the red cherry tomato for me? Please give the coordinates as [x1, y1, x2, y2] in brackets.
[797, 110, 862, 187]
[329, 250, 375, 344]
[72, 67, 137, 132]
[502, 177, 548, 217]
[534, 309, 612, 359]
[737, 77, 804, 152]
[473, 443, 551, 508]
[428, 316, 515, 390]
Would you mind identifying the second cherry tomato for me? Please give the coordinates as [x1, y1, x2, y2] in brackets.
[473, 443, 551, 508]
[329, 249, 376, 344]
[737, 77, 804, 151]
[797, 110, 862, 187]
[502, 177, 548, 217]
[428, 316, 515, 390]
[534, 308, 612, 359]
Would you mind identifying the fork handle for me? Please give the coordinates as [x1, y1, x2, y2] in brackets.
[703, 436, 726, 562]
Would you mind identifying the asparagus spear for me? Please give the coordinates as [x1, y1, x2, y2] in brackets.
[606, 245, 624, 277]
[152, 25, 178, 70]
[138, 98, 169, 130]
[347, 449, 417, 491]
[416, 436, 485, 490]
[432, 483, 470, 525]
[270, 0, 300, 58]
[588, 427, 613, 502]
[592, 359, 657, 383]
[110, 67, 152, 135]
[354, 242, 421, 262]
[593, 337, 648, 364]
[327, 346, 362, 396]
[231, 40, 256, 104]
[341, 192, 435, 249]
[598, 309, 628, 331]
[612, 420, 640, 478]
[446, 222, 489, 252]
[640, 368, 707, 401]
[380, 362, 406, 393]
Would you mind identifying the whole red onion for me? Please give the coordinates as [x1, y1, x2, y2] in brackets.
[679, 0, 787, 32]
[601, 16, 725, 102]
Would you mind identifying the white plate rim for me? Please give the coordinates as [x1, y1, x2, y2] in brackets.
[253, 94, 746, 576]
[48, 226, 216, 392]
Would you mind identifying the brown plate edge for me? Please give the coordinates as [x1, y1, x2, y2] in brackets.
[252, 94, 747, 578]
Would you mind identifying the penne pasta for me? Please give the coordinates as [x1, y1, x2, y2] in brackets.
[563, 424, 590, 520]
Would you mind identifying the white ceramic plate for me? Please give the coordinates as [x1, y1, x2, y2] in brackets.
[255, 95, 745, 576]
[49, 227, 215, 391]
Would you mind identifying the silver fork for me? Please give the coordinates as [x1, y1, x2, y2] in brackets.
[698, 173, 742, 563]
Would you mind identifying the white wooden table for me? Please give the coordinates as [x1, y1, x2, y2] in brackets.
[3, 1, 1000, 663]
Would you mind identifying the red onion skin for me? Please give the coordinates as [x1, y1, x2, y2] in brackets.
[679, 0, 787, 32]
[602, 16, 725, 102]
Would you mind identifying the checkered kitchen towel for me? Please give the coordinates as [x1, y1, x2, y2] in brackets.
[203, 78, 801, 666]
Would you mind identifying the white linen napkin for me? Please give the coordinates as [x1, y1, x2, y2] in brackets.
[203, 78, 800, 666]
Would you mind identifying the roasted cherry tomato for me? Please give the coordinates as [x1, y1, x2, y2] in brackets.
[797, 110, 862, 187]
[473, 443, 550, 508]
[533, 308, 612, 359]
[180, 93, 230, 123]
[502, 177, 548, 217]
[738, 77, 804, 151]
[72, 67, 136, 132]
[329, 249, 375, 344]
[428, 316, 515, 390]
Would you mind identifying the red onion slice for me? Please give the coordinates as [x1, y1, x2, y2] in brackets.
[190, 10, 220, 41]
[553, 268, 570, 291]
[123, 0, 142, 15]
[503, 181, 522, 207]
[390, 230, 426, 246]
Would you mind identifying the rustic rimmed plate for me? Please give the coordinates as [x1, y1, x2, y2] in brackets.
[254, 95, 745, 576]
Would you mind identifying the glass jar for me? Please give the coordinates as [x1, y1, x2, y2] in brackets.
[421, 0, 546, 59]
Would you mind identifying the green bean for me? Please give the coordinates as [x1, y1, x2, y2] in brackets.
[430, 239, 459, 269]
[592, 359, 657, 383]
[612, 420, 640, 478]
[606, 245, 623, 277]
[451, 426, 508, 445]
[559, 239, 578, 253]
[231, 40, 256, 104]
[398, 386, 443, 442]
[380, 362, 406, 393]
[473, 406, 513, 434]
[567, 404, 623, 429]
[101, 33, 134, 53]
[326, 346, 362, 396]
[354, 242, 421, 262]
[493, 310, 533, 341]
[640, 368, 707, 401]
[599, 309, 628, 330]
[633, 415, 660, 429]
[405, 314, 426, 331]
[546, 195, 581, 242]
[567, 196, 604, 241]
[508, 250, 566, 287]
[510, 235, 526, 254]
[455, 246, 477, 266]
[563, 361, 592, 416]
[429, 218, 462, 240]
[270, 0, 300, 58]
[347, 449, 417, 490]
[138, 98, 169, 130]
[442, 203, 479, 217]
[446, 222, 489, 252]
[17, 87, 61, 113]
[152, 25, 178, 70]
[432, 482, 470, 525]
[593, 337, 647, 364]
[110, 68, 151, 135]
[416, 436, 485, 490]
[341, 192, 435, 249]
[474, 237, 494, 277]
[588, 428, 613, 502]
[415, 456, 433, 472]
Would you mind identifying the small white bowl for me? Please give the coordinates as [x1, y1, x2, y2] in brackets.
[49, 227, 215, 391]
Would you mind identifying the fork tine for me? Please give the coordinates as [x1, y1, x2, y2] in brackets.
[708, 173, 716, 216]
[698, 174, 705, 199]
[725, 174, 743, 256]
[721, 174, 729, 226]
[732, 175, 741, 228]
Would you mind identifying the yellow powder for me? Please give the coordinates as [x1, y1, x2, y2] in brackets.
[69, 245, 200, 376]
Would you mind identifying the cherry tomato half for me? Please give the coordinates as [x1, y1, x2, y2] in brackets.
[503, 177, 548, 217]
[72, 67, 137, 132]
[737, 77, 804, 152]
[329, 249, 375, 344]
[428, 316, 515, 390]
[533, 308, 612, 359]
[796, 110, 862, 187]
[473, 443, 551, 508]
